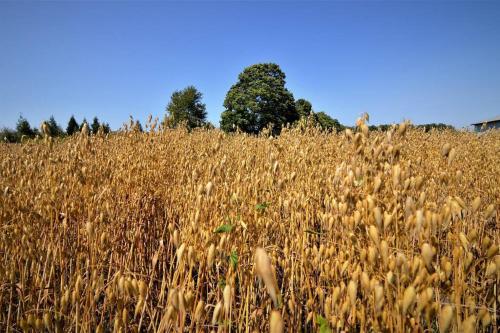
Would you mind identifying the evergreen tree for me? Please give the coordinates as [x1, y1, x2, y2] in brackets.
[91, 117, 100, 135]
[47, 116, 64, 137]
[66, 116, 79, 135]
[16, 116, 35, 138]
[102, 123, 111, 134]
[134, 120, 143, 132]
[80, 118, 88, 131]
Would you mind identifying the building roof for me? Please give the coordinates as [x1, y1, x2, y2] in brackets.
[471, 115, 500, 125]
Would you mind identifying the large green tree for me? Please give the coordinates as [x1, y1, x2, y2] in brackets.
[295, 99, 313, 118]
[66, 116, 79, 135]
[220, 63, 298, 134]
[165, 86, 207, 130]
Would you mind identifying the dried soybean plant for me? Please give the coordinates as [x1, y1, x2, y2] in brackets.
[0, 117, 498, 332]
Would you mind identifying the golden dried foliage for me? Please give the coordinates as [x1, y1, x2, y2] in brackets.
[0, 120, 498, 332]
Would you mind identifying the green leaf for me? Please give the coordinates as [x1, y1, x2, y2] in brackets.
[305, 229, 323, 235]
[214, 224, 233, 233]
[255, 202, 270, 212]
[353, 178, 363, 187]
[229, 251, 238, 269]
[316, 315, 332, 333]
[316, 315, 328, 326]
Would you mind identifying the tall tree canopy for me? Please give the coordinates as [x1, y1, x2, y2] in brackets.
[66, 116, 79, 135]
[220, 63, 298, 134]
[165, 86, 207, 130]
[295, 99, 313, 118]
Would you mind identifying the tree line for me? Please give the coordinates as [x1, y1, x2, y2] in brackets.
[1, 115, 110, 143]
[163, 63, 453, 134]
[1, 62, 454, 142]
[164, 63, 346, 134]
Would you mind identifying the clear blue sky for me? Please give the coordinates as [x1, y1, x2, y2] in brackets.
[1, 1, 499, 130]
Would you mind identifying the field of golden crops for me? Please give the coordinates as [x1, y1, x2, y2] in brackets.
[0, 121, 499, 332]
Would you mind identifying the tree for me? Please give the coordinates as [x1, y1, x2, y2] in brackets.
[220, 63, 298, 134]
[47, 116, 64, 137]
[295, 99, 313, 118]
[91, 117, 100, 135]
[203, 122, 215, 130]
[16, 116, 35, 138]
[79, 118, 88, 131]
[102, 123, 111, 134]
[368, 124, 391, 132]
[66, 116, 79, 136]
[0, 127, 18, 143]
[416, 123, 454, 132]
[165, 86, 207, 130]
[314, 112, 344, 132]
[134, 120, 143, 132]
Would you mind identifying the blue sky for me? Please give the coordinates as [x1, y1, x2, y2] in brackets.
[1, 1, 499, 130]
